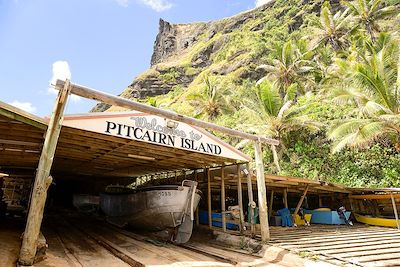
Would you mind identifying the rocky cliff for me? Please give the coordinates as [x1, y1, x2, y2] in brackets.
[92, 0, 339, 112]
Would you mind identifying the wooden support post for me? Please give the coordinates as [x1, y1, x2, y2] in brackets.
[236, 164, 245, 233]
[390, 194, 400, 230]
[294, 185, 309, 217]
[268, 190, 274, 219]
[207, 168, 212, 229]
[221, 164, 226, 232]
[19, 80, 71, 265]
[254, 141, 269, 242]
[318, 195, 323, 208]
[246, 163, 256, 236]
[283, 188, 288, 208]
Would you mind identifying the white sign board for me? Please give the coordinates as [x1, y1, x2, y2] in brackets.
[63, 111, 250, 162]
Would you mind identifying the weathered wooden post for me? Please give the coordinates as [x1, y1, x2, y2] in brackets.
[268, 190, 274, 219]
[236, 164, 245, 233]
[293, 185, 309, 219]
[19, 80, 71, 265]
[390, 193, 400, 230]
[283, 188, 288, 208]
[318, 195, 323, 207]
[254, 140, 270, 242]
[207, 167, 212, 229]
[246, 163, 256, 236]
[221, 164, 227, 232]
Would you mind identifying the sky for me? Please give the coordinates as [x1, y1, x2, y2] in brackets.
[0, 0, 271, 116]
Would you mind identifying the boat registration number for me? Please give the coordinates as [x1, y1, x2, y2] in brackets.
[156, 191, 172, 197]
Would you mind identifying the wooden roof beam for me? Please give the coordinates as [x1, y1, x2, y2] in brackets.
[55, 80, 279, 146]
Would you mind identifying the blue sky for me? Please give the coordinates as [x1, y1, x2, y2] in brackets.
[0, 0, 269, 116]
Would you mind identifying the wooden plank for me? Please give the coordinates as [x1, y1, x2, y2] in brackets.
[272, 230, 400, 242]
[293, 185, 309, 217]
[268, 190, 274, 219]
[283, 188, 288, 208]
[365, 258, 400, 267]
[246, 163, 255, 236]
[0, 101, 47, 130]
[221, 164, 226, 232]
[19, 80, 71, 265]
[320, 242, 400, 255]
[254, 141, 269, 241]
[275, 232, 400, 246]
[391, 193, 400, 230]
[207, 167, 212, 229]
[280, 236, 400, 251]
[350, 194, 400, 200]
[335, 247, 400, 258]
[356, 252, 400, 263]
[236, 164, 244, 233]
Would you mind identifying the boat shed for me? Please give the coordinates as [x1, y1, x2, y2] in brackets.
[0, 101, 249, 180]
[1, 80, 281, 265]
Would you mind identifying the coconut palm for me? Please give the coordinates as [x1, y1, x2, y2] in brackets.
[309, 1, 352, 51]
[342, 0, 399, 40]
[328, 33, 400, 152]
[257, 40, 315, 99]
[188, 76, 233, 120]
[239, 81, 320, 172]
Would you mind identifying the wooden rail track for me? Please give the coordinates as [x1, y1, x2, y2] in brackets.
[46, 214, 269, 267]
[266, 224, 400, 267]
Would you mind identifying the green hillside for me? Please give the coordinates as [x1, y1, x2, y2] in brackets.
[94, 0, 400, 188]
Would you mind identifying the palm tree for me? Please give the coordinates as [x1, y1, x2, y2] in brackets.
[257, 40, 315, 99]
[309, 1, 352, 51]
[342, 0, 398, 40]
[328, 33, 400, 152]
[188, 76, 233, 120]
[239, 81, 320, 172]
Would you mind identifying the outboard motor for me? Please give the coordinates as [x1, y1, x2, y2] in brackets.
[299, 208, 310, 226]
[337, 205, 353, 226]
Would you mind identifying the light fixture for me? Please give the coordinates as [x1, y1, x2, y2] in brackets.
[166, 119, 179, 129]
[128, 154, 156, 161]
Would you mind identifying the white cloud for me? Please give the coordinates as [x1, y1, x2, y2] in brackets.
[114, 0, 173, 12]
[9, 101, 37, 114]
[48, 60, 80, 102]
[115, 0, 129, 7]
[255, 0, 273, 7]
[141, 0, 172, 12]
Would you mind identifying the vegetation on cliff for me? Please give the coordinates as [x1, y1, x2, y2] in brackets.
[95, 0, 400, 188]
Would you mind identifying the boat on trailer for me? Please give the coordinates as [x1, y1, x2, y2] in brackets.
[100, 180, 201, 244]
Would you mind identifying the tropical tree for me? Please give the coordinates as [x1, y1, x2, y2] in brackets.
[256, 40, 315, 98]
[309, 1, 352, 51]
[239, 81, 320, 172]
[328, 33, 400, 152]
[342, 0, 399, 40]
[188, 76, 233, 120]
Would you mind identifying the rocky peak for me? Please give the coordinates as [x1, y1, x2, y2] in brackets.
[150, 19, 207, 66]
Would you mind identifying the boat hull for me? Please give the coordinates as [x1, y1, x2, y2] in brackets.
[355, 213, 398, 228]
[72, 194, 100, 212]
[100, 185, 200, 231]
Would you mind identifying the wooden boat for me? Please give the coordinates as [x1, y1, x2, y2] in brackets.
[354, 213, 398, 228]
[100, 180, 201, 244]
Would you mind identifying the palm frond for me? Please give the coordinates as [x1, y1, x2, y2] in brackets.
[257, 80, 282, 117]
